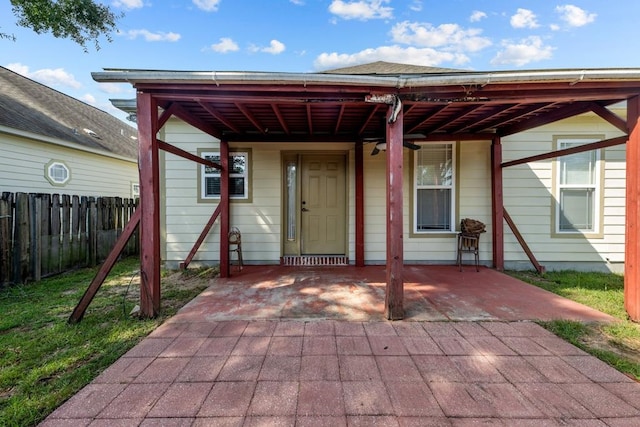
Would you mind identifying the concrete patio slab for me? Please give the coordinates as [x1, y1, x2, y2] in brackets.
[41, 266, 639, 425]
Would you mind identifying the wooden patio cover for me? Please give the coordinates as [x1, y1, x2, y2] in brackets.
[87, 65, 640, 322]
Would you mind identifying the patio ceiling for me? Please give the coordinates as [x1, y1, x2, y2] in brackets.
[114, 72, 640, 143]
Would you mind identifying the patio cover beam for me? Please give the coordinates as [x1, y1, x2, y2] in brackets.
[385, 99, 404, 320]
[137, 92, 161, 318]
[491, 136, 504, 270]
[219, 140, 231, 278]
[625, 95, 640, 321]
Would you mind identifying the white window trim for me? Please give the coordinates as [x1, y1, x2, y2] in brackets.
[201, 151, 249, 200]
[555, 138, 601, 234]
[413, 142, 456, 234]
[44, 160, 71, 186]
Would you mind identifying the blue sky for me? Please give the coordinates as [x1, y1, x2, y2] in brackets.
[1, 0, 638, 122]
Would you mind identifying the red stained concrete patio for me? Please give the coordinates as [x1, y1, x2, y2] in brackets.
[42, 266, 640, 426]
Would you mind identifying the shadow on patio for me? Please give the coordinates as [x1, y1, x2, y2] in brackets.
[171, 265, 614, 323]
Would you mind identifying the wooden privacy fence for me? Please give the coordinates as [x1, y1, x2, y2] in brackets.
[0, 192, 139, 286]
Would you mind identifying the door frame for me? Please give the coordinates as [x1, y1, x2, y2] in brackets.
[282, 151, 349, 257]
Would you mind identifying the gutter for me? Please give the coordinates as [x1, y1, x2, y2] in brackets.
[92, 68, 640, 88]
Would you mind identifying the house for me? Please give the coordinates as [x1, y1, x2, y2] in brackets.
[0, 66, 139, 198]
[91, 61, 640, 321]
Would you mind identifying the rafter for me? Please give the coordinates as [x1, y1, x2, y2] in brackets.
[271, 103, 290, 135]
[199, 101, 242, 133]
[499, 101, 595, 136]
[358, 105, 381, 136]
[235, 102, 266, 134]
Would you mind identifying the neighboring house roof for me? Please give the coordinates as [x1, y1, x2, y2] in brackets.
[0, 66, 138, 160]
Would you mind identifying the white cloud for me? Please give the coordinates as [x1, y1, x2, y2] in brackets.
[290, 0, 304, 4]
[470, 11, 487, 22]
[193, 0, 221, 12]
[314, 45, 469, 70]
[410, 1, 422, 12]
[6, 63, 82, 89]
[210, 37, 239, 53]
[113, 0, 144, 9]
[98, 82, 128, 94]
[510, 8, 539, 29]
[328, 0, 393, 21]
[556, 5, 596, 27]
[119, 29, 181, 42]
[262, 39, 286, 54]
[491, 36, 554, 67]
[81, 93, 97, 105]
[249, 39, 286, 55]
[390, 21, 491, 53]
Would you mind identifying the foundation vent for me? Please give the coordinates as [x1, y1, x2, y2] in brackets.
[281, 256, 349, 266]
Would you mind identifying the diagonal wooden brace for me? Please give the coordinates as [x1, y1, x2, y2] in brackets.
[68, 208, 141, 323]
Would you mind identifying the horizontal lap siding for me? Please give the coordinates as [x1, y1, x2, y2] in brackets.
[502, 114, 626, 266]
[163, 120, 356, 264]
[0, 133, 137, 198]
[163, 112, 627, 267]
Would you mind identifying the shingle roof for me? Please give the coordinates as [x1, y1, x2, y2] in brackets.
[0, 66, 138, 160]
[321, 61, 465, 75]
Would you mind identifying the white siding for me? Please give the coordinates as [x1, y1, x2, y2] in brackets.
[163, 111, 628, 271]
[502, 113, 626, 270]
[0, 132, 138, 198]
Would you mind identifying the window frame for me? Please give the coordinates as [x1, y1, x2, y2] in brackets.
[553, 136, 603, 236]
[412, 141, 457, 234]
[44, 160, 71, 186]
[199, 149, 251, 202]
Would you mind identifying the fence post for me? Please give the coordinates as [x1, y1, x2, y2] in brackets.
[13, 193, 30, 283]
[50, 194, 61, 275]
[30, 194, 42, 282]
[88, 197, 97, 267]
[0, 193, 13, 286]
[40, 194, 51, 277]
[61, 195, 71, 270]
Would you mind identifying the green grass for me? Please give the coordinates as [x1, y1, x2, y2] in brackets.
[509, 269, 640, 380]
[0, 257, 211, 427]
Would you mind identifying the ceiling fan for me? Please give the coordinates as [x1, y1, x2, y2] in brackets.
[365, 137, 422, 156]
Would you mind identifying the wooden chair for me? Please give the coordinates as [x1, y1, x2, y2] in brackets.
[457, 218, 485, 272]
[228, 227, 243, 271]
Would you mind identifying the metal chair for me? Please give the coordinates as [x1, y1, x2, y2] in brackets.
[228, 227, 243, 271]
[456, 218, 485, 272]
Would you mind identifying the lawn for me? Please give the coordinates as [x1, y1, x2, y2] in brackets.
[508, 269, 640, 380]
[0, 257, 211, 427]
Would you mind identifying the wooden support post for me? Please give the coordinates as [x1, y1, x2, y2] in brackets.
[384, 101, 404, 320]
[491, 136, 504, 271]
[219, 140, 230, 278]
[137, 92, 161, 317]
[625, 95, 640, 321]
[355, 140, 365, 266]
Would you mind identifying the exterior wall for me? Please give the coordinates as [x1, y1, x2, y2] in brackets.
[501, 113, 626, 272]
[0, 132, 138, 198]
[162, 112, 627, 272]
[162, 119, 354, 268]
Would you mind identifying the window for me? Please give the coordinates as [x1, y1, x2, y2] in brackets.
[201, 151, 249, 200]
[556, 138, 601, 233]
[45, 160, 70, 186]
[414, 143, 455, 232]
[131, 183, 140, 198]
